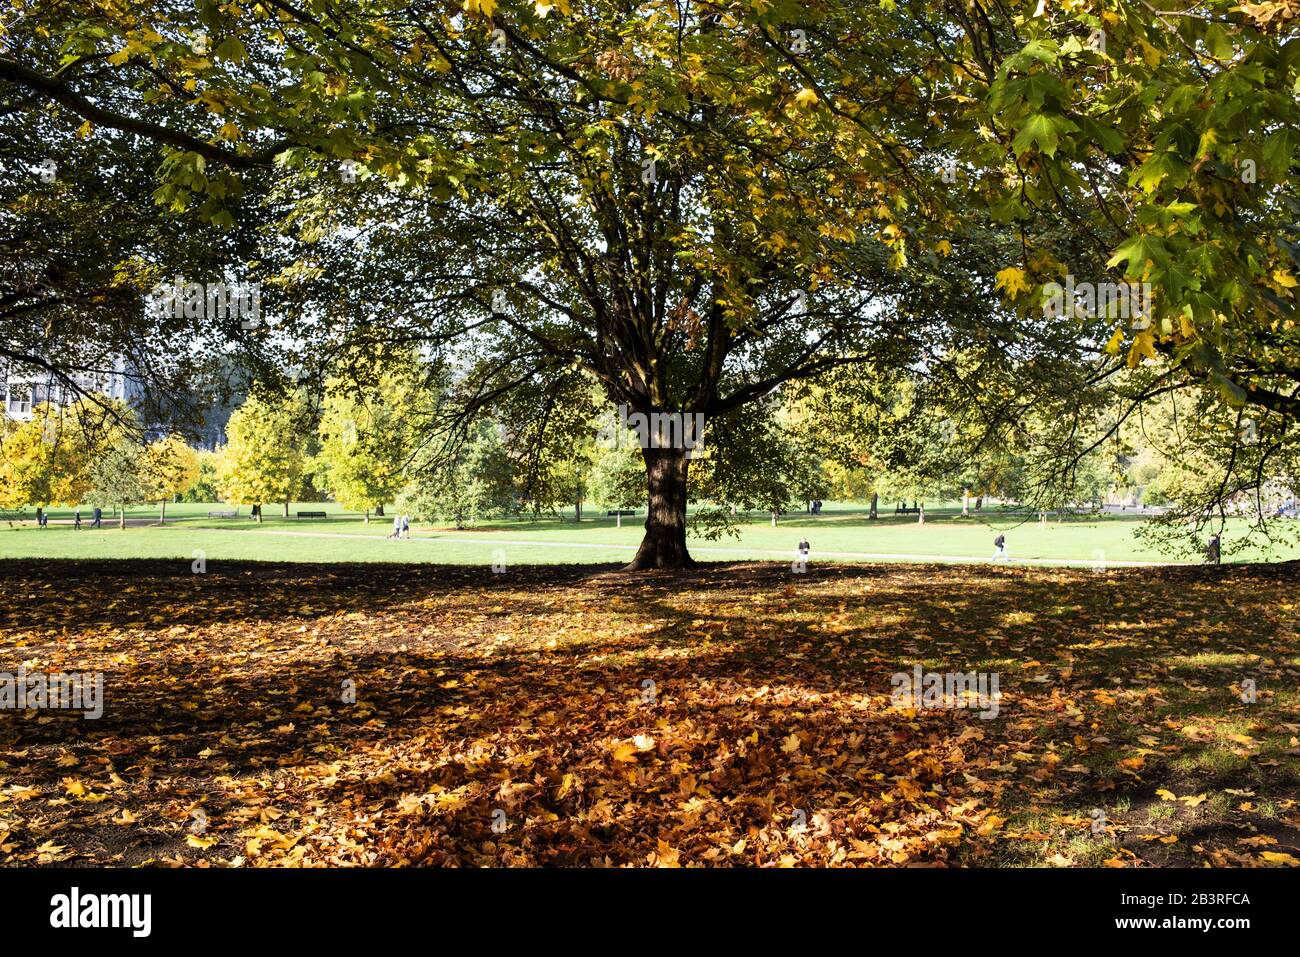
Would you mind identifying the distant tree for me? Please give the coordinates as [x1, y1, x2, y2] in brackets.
[397, 421, 515, 529]
[216, 391, 308, 521]
[142, 435, 200, 524]
[313, 360, 428, 521]
[180, 450, 222, 503]
[695, 404, 826, 528]
[589, 432, 645, 528]
[0, 400, 123, 514]
[86, 438, 149, 528]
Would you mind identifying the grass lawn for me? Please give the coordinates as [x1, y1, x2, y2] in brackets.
[0, 559, 1296, 867]
[3, 501, 1298, 566]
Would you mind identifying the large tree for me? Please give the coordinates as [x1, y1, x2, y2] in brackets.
[4, 0, 1296, 566]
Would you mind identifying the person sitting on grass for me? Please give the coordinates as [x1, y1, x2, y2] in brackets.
[1206, 533, 1221, 565]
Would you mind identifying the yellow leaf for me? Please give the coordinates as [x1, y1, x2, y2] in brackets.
[610, 740, 638, 762]
[793, 87, 818, 108]
[557, 772, 577, 798]
[1260, 851, 1299, 866]
[1179, 793, 1208, 807]
[1156, 788, 1177, 801]
[994, 266, 1030, 297]
[1105, 327, 1126, 355]
[186, 833, 218, 849]
[935, 239, 952, 257]
[1272, 269, 1296, 288]
[1126, 331, 1158, 368]
[780, 733, 802, 753]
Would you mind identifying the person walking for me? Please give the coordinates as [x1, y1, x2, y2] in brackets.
[991, 533, 1008, 563]
[401, 514, 410, 539]
[91, 506, 102, 529]
[390, 513, 402, 540]
[74, 509, 82, 530]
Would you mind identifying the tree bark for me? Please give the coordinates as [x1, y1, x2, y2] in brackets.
[283, 500, 289, 518]
[159, 500, 166, 525]
[869, 492, 878, 520]
[626, 446, 694, 569]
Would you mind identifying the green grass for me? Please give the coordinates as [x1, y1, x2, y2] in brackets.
[2, 500, 1297, 566]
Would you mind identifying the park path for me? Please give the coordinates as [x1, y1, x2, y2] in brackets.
[246, 527, 1188, 568]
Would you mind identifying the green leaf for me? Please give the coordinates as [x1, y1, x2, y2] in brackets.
[1011, 113, 1079, 158]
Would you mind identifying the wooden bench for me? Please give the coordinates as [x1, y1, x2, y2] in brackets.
[207, 509, 238, 518]
[606, 509, 636, 516]
[894, 506, 921, 515]
[297, 510, 328, 519]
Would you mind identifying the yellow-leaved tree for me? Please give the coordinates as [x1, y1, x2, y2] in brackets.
[142, 434, 200, 524]
[216, 391, 308, 521]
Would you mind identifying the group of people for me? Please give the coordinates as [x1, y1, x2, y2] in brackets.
[35, 508, 103, 528]
[388, 514, 411, 539]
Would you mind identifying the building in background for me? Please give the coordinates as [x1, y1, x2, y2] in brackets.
[3, 358, 140, 422]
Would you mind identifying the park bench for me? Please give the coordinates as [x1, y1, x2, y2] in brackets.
[297, 510, 328, 519]
[207, 509, 238, 518]
[894, 505, 921, 515]
[606, 509, 636, 516]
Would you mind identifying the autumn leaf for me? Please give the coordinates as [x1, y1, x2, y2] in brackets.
[995, 266, 1030, 298]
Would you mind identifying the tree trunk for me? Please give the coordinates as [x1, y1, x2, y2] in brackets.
[159, 500, 166, 525]
[376, 503, 384, 517]
[616, 510, 622, 528]
[869, 493, 878, 520]
[626, 446, 693, 569]
[118, 506, 125, 530]
[283, 500, 289, 518]
[364, 509, 370, 524]
[771, 510, 778, 526]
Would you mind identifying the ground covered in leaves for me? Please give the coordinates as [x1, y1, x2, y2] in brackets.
[1, 558, 1298, 868]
